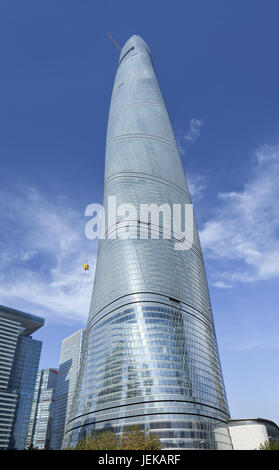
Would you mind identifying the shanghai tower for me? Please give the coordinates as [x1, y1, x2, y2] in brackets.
[63, 35, 232, 450]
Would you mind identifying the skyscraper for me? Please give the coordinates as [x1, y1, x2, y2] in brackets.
[0, 305, 44, 449]
[50, 329, 85, 450]
[63, 35, 232, 450]
[27, 368, 58, 449]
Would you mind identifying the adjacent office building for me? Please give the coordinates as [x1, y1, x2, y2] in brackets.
[228, 418, 279, 450]
[27, 368, 58, 449]
[50, 329, 85, 449]
[63, 35, 232, 449]
[0, 304, 44, 449]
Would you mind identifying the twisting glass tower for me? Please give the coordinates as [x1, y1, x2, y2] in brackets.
[63, 35, 232, 450]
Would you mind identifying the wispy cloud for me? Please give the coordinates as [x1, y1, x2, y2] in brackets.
[212, 281, 233, 289]
[174, 119, 207, 200]
[183, 118, 203, 144]
[230, 334, 279, 352]
[200, 143, 279, 286]
[187, 173, 207, 200]
[176, 118, 204, 156]
[0, 184, 97, 323]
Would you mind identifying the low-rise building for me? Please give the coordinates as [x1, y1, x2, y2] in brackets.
[228, 418, 279, 450]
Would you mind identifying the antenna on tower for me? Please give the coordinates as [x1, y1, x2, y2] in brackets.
[107, 32, 121, 51]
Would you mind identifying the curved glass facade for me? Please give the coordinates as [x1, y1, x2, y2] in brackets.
[63, 35, 232, 450]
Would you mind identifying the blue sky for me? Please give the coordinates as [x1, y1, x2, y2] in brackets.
[0, 0, 279, 423]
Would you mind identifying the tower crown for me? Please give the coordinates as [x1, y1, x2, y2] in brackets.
[118, 34, 151, 65]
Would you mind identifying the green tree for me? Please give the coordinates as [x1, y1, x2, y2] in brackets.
[258, 439, 279, 450]
[26, 443, 39, 450]
[73, 426, 161, 450]
[76, 431, 118, 450]
[119, 426, 161, 450]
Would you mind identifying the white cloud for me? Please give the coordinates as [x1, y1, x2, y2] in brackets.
[187, 174, 207, 199]
[174, 119, 207, 200]
[212, 281, 233, 289]
[200, 143, 279, 285]
[184, 118, 203, 144]
[0, 184, 97, 323]
[228, 331, 279, 352]
[177, 118, 204, 156]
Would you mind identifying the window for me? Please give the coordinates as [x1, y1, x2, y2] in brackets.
[118, 46, 135, 65]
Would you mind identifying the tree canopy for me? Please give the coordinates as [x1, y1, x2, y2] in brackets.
[73, 426, 161, 450]
[258, 439, 279, 450]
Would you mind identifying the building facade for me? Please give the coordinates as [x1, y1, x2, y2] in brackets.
[228, 418, 279, 450]
[50, 329, 85, 449]
[27, 368, 58, 449]
[63, 35, 232, 449]
[0, 304, 44, 449]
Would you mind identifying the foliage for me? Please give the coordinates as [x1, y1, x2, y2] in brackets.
[119, 426, 161, 450]
[26, 444, 39, 450]
[73, 426, 161, 450]
[76, 431, 118, 450]
[258, 439, 279, 450]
